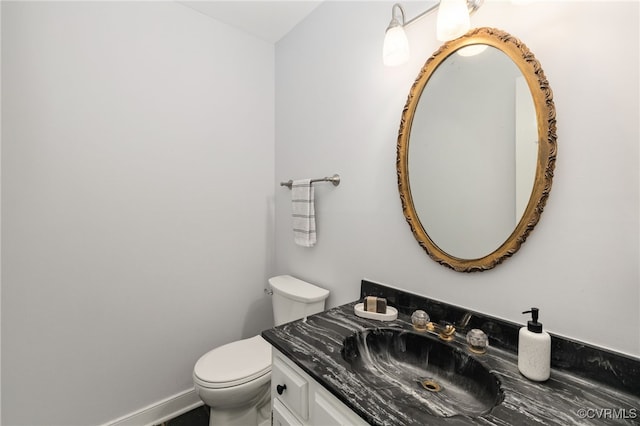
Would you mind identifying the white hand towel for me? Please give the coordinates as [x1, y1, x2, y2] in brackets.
[291, 179, 316, 247]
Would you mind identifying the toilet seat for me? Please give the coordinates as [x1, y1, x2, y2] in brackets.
[194, 335, 271, 389]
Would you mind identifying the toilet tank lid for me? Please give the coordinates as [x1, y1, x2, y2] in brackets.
[269, 275, 329, 303]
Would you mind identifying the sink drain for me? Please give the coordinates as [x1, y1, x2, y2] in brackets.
[419, 378, 442, 392]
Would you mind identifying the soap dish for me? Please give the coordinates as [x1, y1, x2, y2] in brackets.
[354, 303, 398, 321]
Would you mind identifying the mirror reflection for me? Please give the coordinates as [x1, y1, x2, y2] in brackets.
[397, 28, 556, 272]
[409, 45, 537, 259]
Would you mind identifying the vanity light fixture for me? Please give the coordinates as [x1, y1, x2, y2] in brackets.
[436, 0, 471, 41]
[383, 4, 410, 67]
[383, 0, 483, 67]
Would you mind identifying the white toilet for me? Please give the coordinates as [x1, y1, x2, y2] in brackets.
[193, 275, 330, 426]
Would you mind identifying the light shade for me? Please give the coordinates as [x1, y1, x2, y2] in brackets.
[436, 0, 471, 41]
[383, 24, 410, 66]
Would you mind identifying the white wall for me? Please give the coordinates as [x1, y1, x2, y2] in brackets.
[1, 2, 274, 425]
[2, 1, 638, 425]
[0, 1, 3, 423]
[275, 1, 639, 357]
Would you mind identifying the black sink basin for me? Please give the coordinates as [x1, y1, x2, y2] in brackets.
[341, 328, 503, 418]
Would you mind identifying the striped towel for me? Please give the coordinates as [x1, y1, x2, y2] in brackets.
[291, 179, 316, 247]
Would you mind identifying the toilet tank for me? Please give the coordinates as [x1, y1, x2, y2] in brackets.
[269, 275, 330, 326]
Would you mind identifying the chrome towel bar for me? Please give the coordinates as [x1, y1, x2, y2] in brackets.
[280, 174, 341, 189]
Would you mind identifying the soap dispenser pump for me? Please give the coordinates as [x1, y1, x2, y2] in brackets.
[518, 308, 551, 381]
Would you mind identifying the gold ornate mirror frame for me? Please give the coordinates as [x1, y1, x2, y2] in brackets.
[397, 27, 557, 272]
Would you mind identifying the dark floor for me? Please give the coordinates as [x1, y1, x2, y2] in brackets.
[158, 405, 209, 426]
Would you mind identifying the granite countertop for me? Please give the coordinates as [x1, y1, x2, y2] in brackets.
[262, 302, 640, 425]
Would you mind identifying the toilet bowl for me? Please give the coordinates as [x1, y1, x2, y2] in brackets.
[193, 275, 329, 426]
[193, 336, 272, 425]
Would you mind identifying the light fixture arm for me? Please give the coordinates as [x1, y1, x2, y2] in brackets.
[387, 3, 407, 30]
[401, 0, 484, 28]
[383, 0, 483, 66]
[467, 0, 484, 15]
[403, 2, 440, 27]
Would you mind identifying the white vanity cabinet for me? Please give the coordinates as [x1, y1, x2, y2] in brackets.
[271, 349, 369, 426]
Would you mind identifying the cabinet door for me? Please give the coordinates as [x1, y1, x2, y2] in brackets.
[272, 356, 309, 420]
[272, 349, 369, 426]
[273, 399, 303, 426]
[312, 387, 369, 426]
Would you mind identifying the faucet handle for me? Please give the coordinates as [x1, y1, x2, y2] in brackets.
[466, 329, 489, 354]
[411, 310, 430, 331]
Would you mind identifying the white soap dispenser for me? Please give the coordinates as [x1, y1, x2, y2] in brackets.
[518, 308, 551, 381]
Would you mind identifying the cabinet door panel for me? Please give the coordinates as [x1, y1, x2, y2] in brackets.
[273, 399, 303, 426]
[313, 387, 369, 426]
[272, 356, 309, 420]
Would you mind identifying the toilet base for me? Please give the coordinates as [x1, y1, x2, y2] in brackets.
[206, 383, 271, 426]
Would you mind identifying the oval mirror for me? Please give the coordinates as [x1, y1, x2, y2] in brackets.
[397, 27, 557, 272]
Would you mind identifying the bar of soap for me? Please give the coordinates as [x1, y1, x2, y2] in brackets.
[363, 296, 387, 313]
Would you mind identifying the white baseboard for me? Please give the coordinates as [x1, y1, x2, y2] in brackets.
[102, 388, 204, 426]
